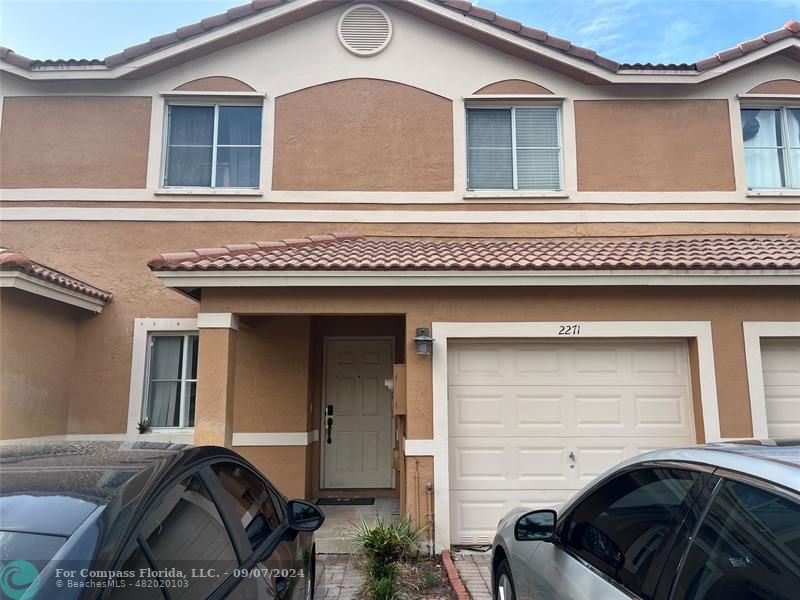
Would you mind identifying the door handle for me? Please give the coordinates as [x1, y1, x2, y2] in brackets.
[326, 404, 333, 444]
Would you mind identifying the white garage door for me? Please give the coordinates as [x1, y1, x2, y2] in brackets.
[762, 338, 800, 439]
[448, 339, 695, 545]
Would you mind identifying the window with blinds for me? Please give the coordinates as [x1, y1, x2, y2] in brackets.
[467, 107, 562, 191]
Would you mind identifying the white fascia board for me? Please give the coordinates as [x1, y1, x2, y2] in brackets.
[0, 271, 107, 312]
[232, 431, 319, 446]
[155, 269, 800, 288]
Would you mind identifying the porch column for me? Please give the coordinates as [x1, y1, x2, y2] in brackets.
[195, 313, 239, 447]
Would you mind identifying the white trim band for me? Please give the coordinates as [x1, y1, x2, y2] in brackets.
[156, 269, 800, 289]
[3, 207, 800, 223]
[232, 431, 319, 446]
[428, 320, 720, 552]
[197, 312, 240, 330]
[743, 321, 800, 439]
[0, 271, 107, 312]
[404, 439, 435, 456]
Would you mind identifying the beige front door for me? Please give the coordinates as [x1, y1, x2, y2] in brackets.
[322, 339, 394, 489]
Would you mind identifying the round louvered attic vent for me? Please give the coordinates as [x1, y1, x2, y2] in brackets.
[338, 4, 393, 56]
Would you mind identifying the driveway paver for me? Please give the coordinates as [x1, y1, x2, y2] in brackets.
[316, 554, 365, 600]
[453, 552, 492, 600]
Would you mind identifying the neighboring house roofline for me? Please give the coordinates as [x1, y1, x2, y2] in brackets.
[0, 247, 112, 312]
[0, 0, 797, 84]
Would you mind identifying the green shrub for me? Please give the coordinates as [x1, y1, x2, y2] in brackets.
[368, 576, 396, 600]
[353, 515, 422, 564]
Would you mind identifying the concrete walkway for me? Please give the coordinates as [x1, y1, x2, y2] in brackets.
[452, 552, 492, 600]
[315, 498, 400, 554]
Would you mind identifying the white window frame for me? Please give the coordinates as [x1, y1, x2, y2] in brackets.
[161, 101, 263, 191]
[127, 318, 198, 437]
[741, 104, 800, 190]
[465, 104, 563, 192]
[743, 321, 800, 438]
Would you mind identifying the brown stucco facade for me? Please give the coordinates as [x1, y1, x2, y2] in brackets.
[272, 78, 454, 191]
[574, 100, 737, 192]
[0, 96, 152, 189]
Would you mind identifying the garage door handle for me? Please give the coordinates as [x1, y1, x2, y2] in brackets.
[569, 451, 575, 462]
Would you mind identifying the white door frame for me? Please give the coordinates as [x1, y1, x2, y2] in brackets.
[743, 322, 800, 439]
[408, 320, 720, 552]
[320, 336, 396, 490]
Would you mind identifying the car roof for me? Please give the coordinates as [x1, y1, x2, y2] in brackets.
[0, 440, 226, 537]
[626, 439, 800, 494]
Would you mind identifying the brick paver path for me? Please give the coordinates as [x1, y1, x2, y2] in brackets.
[316, 554, 365, 600]
[453, 552, 492, 600]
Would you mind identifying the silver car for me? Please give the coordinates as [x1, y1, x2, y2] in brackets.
[491, 440, 800, 600]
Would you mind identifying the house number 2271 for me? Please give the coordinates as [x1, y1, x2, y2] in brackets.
[558, 324, 582, 336]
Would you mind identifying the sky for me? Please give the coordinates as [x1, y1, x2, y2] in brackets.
[0, 0, 798, 65]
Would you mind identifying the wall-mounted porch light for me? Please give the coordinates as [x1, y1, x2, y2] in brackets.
[413, 327, 435, 356]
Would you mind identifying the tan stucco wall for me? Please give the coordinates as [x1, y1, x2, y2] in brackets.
[748, 79, 800, 94]
[0, 96, 152, 189]
[574, 100, 736, 191]
[233, 316, 311, 432]
[174, 76, 255, 92]
[272, 78, 454, 191]
[474, 79, 553, 94]
[235, 446, 308, 500]
[0, 290, 78, 439]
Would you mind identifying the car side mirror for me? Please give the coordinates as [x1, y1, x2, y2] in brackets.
[515, 509, 557, 542]
[287, 499, 325, 532]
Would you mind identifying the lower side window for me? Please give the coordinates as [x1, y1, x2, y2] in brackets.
[144, 333, 198, 428]
[671, 479, 800, 600]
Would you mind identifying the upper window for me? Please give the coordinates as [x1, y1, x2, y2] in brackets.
[466, 106, 561, 191]
[671, 478, 800, 600]
[562, 467, 707, 599]
[144, 333, 198, 428]
[741, 106, 800, 189]
[164, 104, 262, 189]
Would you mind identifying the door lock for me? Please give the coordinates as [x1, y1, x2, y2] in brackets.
[568, 451, 576, 469]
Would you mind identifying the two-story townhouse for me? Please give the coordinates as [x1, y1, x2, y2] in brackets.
[1, 0, 799, 551]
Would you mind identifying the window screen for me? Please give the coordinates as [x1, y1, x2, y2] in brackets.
[145, 334, 198, 428]
[467, 107, 561, 190]
[165, 104, 262, 188]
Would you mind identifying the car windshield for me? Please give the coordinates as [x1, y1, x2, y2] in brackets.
[0, 530, 67, 578]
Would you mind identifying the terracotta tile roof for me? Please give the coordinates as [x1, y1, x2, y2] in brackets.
[148, 235, 800, 273]
[0, 248, 112, 303]
[1, 0, 796, 76]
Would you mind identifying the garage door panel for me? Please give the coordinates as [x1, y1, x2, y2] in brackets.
[448, 339, 695, 545]
[763, 339, 800, 438]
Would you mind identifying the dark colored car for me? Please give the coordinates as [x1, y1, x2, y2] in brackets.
[0, 440, 324, 600]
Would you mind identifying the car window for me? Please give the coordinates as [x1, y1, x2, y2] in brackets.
[670, 479, 800, 600]
[211, 462, 283, 551]
[138, 472, 238, 599]
[563, 467, 706, 599]
[106, 540, 163, 600]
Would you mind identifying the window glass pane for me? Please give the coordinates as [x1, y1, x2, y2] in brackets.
[108, 540, 163, 600]
[788, 109, 800, 148]
[563, 468, 704, 598]
[168, 105, 214, 146]
[150, 336, 183, 380]
[467, 108, 513, 190]
[744, 148, 786, 189]
[515, 108, 559, 148]
[516, 149, 560, 190]
[141, 473, 237, 599]
[741, 108, 782, 147]
[216, 147, 261, 188]
[147, 381, 181, 427]
[187, 382, 196, 427]
[165, 146, 213, 187]
[211, 463, 283, 551]
[188, 334, 199, 379]
[217, 106, 262, 146]
[672, 479, 800, 600]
